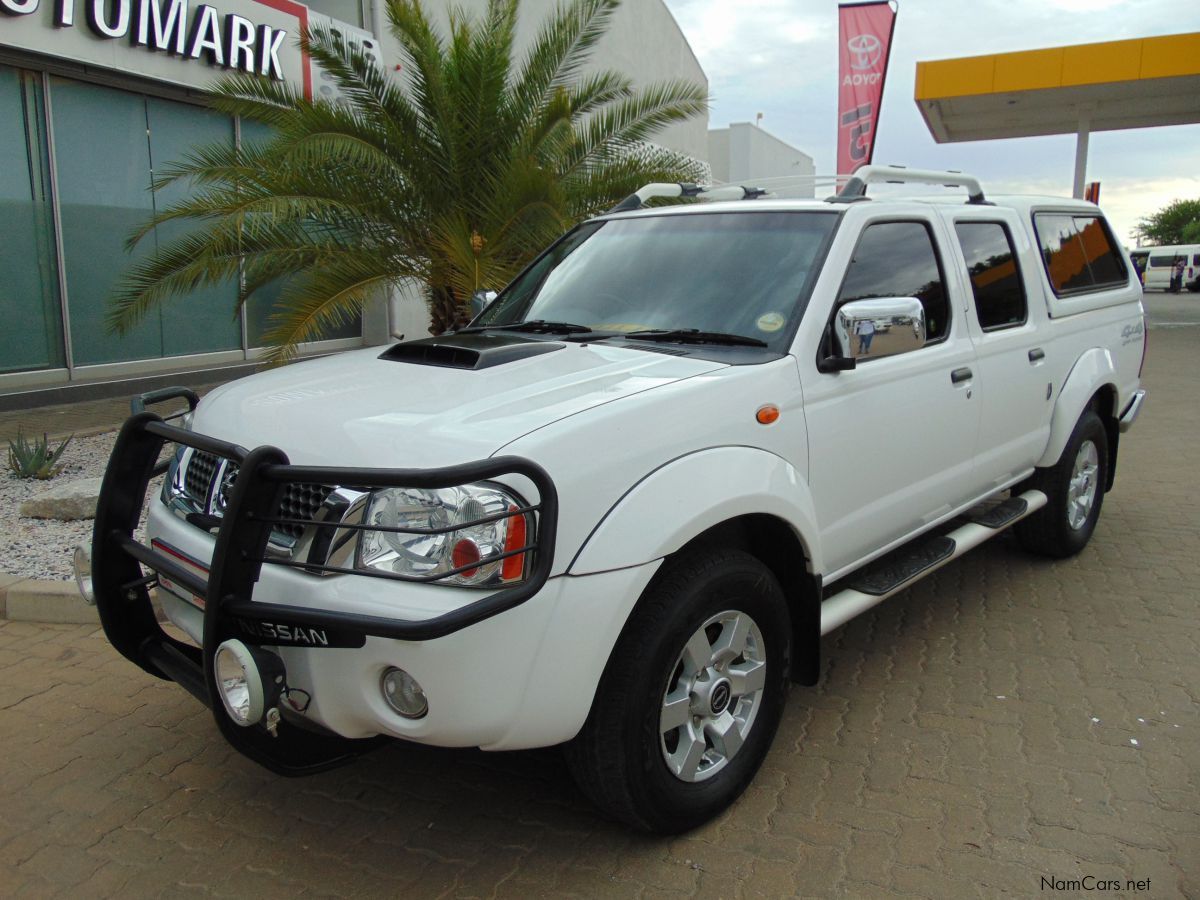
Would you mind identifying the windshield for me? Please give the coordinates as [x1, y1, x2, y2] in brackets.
[474, 211, 839, 350]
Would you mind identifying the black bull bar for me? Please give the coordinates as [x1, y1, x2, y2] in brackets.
[92, 403, 558, 775]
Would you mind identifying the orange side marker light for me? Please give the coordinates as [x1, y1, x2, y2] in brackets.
[501, 506, 528, 582]
[756, 405, 780, 425]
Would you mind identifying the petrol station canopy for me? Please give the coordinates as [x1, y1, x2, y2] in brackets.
[915, 32, 1200, 142]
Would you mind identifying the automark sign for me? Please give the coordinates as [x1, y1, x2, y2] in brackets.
[0, 0, 310, 96]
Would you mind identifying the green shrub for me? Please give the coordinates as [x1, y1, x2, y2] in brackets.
[6, 430, 73, 480]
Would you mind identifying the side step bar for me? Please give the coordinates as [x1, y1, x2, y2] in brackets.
[820, 489, 1047, 636]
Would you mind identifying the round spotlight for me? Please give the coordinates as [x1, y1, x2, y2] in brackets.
[381, 667, 428, 719]
[72, 545, 94, 605]
[214, 640, 265, 726]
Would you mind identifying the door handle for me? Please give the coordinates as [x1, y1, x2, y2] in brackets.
[951, 367, 973, 384]
[1028, 348, 1045, 362]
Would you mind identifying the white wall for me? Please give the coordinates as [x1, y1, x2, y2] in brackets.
[708, 123, 816, 199]
[372, 0, 709, 164]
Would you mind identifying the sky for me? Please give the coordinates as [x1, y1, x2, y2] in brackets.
[661, 0, 1200, 244]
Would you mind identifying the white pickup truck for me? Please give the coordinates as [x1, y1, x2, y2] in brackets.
[84, 166, 1146, 833]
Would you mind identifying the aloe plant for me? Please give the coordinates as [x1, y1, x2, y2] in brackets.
[6, 430, 73, 480]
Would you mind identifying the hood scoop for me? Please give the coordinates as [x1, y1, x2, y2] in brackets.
[379, 333, 565, 369]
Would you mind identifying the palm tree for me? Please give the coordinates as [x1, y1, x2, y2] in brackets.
[108, 0, 708, 360]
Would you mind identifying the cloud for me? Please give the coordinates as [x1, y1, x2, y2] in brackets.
[663, 0, 1200, 229]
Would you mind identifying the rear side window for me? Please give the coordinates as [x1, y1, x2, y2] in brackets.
[1148, 255, 1177, 268]
[1034, 213, 1128, 294]
[1193, 254, 1200, 267]
[837, 221, 949, 340]
[955, 222, 1027, 331]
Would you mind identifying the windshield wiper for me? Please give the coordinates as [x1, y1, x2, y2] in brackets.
[458, 320, 594, 336]
[456, 319, 592, 336]
[623, 329, 769, 348]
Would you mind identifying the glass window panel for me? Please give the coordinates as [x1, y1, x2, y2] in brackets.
[837, 221, 949, 340]
[146, 96, 240, 356]
[245, 275, 363, 347]
[306, 0, 364, 27]
[0, 66, 65, 373]
[1073, 216, 1126, 288]
[239, 118, 361, 347]
[1035, 213, 1126, 295]
[954, 222, 1027, 331]
[50, 77, 162, 365]
[1034, 214, 1092, 295]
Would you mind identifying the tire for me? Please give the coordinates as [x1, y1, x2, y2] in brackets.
[1014, 408, 1108, 558]
[564, 549, 791, 833]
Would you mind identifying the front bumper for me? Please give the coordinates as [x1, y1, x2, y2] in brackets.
[92, 408, 580, 773]
[151, 503, 658, 751]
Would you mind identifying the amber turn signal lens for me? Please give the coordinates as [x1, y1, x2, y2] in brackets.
[756, 405, 780, 425]
[501, 505, 528, 582]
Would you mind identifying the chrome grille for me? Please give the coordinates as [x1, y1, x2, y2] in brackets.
[179, 451, 333, 542]
[184, 450, 220, 503]
[275, 482, 334, 539]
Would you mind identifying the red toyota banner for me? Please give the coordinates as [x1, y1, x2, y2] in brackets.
[837, 1, 897, 178]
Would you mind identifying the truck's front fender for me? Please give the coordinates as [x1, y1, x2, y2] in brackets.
[568, 446, 822, 576]
[1037, 347, 1117, 468]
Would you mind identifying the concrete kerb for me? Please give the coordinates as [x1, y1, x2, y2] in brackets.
[0, 571, 98, 625]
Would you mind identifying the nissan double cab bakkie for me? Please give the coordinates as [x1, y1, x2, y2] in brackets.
[85, 166, 1147, 833]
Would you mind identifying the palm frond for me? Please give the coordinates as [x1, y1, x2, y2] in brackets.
[110, 0, 709, 358]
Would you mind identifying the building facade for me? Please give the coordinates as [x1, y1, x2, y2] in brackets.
[0, 0, 707, 397]
[708, 122, 816, 198]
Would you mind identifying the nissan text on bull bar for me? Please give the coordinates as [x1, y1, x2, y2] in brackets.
[82, 166, 1148, 833]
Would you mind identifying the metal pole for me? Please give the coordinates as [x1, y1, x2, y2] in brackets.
[1072, 114, 1090, 200]
[41, 70, 75, 376]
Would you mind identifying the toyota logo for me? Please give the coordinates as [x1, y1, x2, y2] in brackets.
[847, 33, 883, 70]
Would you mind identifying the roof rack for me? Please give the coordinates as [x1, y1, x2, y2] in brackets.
[828, 165, 990, 205]
[606, 182, 768, 214]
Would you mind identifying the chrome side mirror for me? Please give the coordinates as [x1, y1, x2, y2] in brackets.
[830, 297, 926, 366]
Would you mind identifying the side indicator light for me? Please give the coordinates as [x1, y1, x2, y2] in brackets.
[756, 405, 780, 425]
[501, 505, 529, 582]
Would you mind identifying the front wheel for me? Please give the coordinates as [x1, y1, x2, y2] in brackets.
[1015, 408, 1109, 558]
[565, 549, 791, 833]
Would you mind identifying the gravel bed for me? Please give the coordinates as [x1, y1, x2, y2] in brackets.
[1, 431, 161, 581]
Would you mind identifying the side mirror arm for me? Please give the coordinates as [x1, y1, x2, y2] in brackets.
[817, 355, 857, 374]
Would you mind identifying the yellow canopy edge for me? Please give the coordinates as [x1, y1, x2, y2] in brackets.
[915, 32, 1200, 142]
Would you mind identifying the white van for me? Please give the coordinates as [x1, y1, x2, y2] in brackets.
[1143, 244, 1200, 291]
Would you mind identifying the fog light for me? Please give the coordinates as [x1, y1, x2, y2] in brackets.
[214, 640, 266, 726]
[381, 667, 428, 719]
[73, 545, 94, 605]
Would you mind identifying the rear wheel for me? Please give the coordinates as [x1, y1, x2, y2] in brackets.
[1015, 408, 1108, 558]
[565, 549, 791, 833]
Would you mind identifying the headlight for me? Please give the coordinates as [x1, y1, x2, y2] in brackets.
[357, 482, 531, 587]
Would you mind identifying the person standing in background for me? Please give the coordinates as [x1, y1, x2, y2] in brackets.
[1170, 257, 1185, 293]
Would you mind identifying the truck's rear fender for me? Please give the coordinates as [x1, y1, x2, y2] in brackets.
[568, 446, 824, 685]
[1037, 347, 1119, 479]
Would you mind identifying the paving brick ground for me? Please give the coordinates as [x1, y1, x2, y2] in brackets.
[1, 326, 1197, 898]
